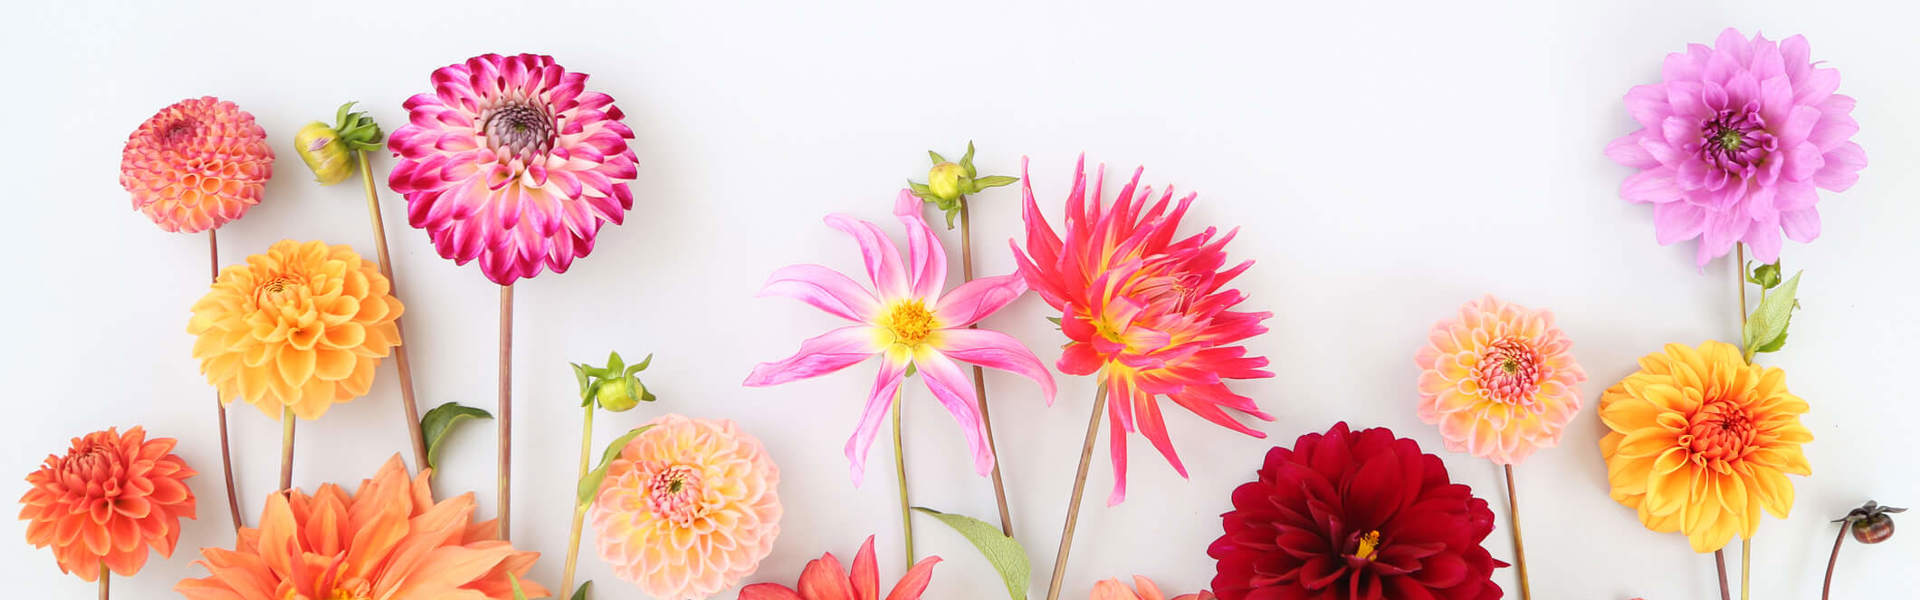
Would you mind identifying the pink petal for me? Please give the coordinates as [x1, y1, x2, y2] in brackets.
[1813, 141, 1866, 192]
[1743, 214, 1783, 263]
[934, 328, 1057, 406]
[1781, 208, 1821, 243]
[933, 274, 1027, 328]
[1604, 134, 1659, 169]
[744, 326, 878, 387]
[1621, 168, 1684, 204]
[893, 191, 949, 302]
[824, 213, 910, 299]
[845, 355, 909, 486]
[760, 264, 880, 323]
[913, 351, 994, 477]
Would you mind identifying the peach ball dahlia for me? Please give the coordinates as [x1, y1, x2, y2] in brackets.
[1415, 295, 1586, 465]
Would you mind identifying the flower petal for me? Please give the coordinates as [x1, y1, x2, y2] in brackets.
[893, 191, 948, 302]
[744, 326, 879, 387]
[759, 264, 881, 323]
[933, 274, 1028, 328]
[933, 328, 1057, 406]
[913, 350, 994, 477]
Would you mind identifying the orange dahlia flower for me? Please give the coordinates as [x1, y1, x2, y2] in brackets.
[120, 96, 275, 233]
[1599, 341, 1813, 552]
[18, 426, 196, 582]
[176, 455, 547, 599]
[189, 239, 404, 420]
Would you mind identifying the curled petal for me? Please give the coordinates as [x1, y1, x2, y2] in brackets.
[759, 264, 881, 323]
[744, 326, 878, 387]
[913, 350, 994, 477]
[933, 274, 1028, 328]
[933, 328, 1056, 406]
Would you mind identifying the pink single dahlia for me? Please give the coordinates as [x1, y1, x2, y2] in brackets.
[1415, 295, 1586, 465]
[388, 53, 639, 285]
[1606, 28, 1865, 266]
[119, 97, 274, 233]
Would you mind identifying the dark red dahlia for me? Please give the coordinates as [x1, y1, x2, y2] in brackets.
[1207, 422, 1506, 600]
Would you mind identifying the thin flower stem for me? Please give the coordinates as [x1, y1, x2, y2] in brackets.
[1045, 383, 1109, 600]
[357, 151, 429, 474]
[1715, 549, 1732, 600]
[1821, 524, 1846, 599]
[97, 560, 109, 600]
[1732, 244, 1752, 600]
[209, 230, 242, 530]
[279, 406, 295, 491]
[892, 386, 914, 566]
[959, 195, 1016, 538]
[1737, 243, 1748, 329]
[1503, 464, 1531, 600]
[498, 283, 515, 540]
[1740, 538, 1751, 600]
[562, 404, 595, 598]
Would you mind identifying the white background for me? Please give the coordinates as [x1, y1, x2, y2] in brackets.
[4, 1, 1916, 598]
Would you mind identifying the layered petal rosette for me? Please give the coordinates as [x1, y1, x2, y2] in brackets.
[389, 53, 639, 285]
[119, 96, 274, 233]
[19, 427, 197, 582]
[745, 192, 1057, 483]
[1598, 341, 1812, 552]
[1013, 157, 1273, 504]
[1606, 28, 1865, 266]
[1091, 576, 1214, 600]
[1206, 423, 1506, 600]
[739, 535, 940, 600]
[1415, 295, 1586, 465]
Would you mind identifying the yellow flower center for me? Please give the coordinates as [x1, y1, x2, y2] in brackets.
[1353, 530, 1382, 561]
[255, 275, 304, 306]
[881, 301, 938, 347]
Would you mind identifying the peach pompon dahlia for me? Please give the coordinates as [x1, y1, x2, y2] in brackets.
[740, 535, 940, 600]
[119, 96, 275, 233]
[1013, 156, 1273, 505]
[188, 239, 404, 420]
[177, 455, 547, 599]
[1599, 341, 1812, 552]
[591, 415, 781, 599]
[389, 53, 639, 286]
[1415, 295, 1586, 465]
[744, 191, 1055, 484]
[19, 426, 196, 582]
[1091, 576, 1215, 600]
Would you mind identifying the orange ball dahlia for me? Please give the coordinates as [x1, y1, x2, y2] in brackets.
[176, 455, 547, 600]
[1599, 341, 1813, 552]
[18, 426, 197, 582]
[1415, 295, 1586, 465]
[590, 415, 781, 599]
[189, 239, 404, 420]
[120, 96, 275, 233]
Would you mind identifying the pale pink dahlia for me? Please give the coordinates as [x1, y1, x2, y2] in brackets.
[1606, 28, 1865, 266]
[590, 414, 780, 599]
[119, 97, 274, 233]
[1415, 295, 1585, 465]
[389, 53, 638, 285]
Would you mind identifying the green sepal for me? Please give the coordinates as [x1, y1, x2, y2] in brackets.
[1748, 261, 1783, 289]
[570, 580, 593, 600]
[420, 402, 493, 470]
[624, 353, 654, 376]
[329, 101, 385, 151]
[971, 175, 1019, 191]
[912, 507, 1030, 600]
[578, 425, 655, 506]
[928, 150, 948, 164]
[1741, 270, 1802, 361]
[959, 141, 978, 178]
[1045, 316, 1062, 327]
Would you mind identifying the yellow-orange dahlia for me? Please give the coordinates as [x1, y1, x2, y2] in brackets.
[590, 414, 781, 599]
[1598, 341, 1813, 552]
[188, 239, 404, 420]
[177, 455, 547, 599]
[120, 96, 274, 233]
[18, 426, 197, 582]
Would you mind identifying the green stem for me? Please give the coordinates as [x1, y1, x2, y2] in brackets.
[562, 404, 594, 598]
[893, 386, 914, 565]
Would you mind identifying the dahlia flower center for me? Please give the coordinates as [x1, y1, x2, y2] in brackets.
[645, 465, 706, 528]
[1348, 530, 1383, 561]
[1685, 399, 1757, 462]
[255, 276, 305, 306]
[161, 119, 198, 147]
[61, 446, 120, 481]
[1474, 337, 1543, 405]
[881, 301, 938, 347]
[479, 99, 556, 158]
[1698, 108, 1774, 171]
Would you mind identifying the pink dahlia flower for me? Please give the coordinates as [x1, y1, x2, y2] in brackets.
[1415, 295, 1586, 465]
[1606, 28, 1865, 266]
[1013, 157, 1274, 505]
[388, 53, 639, 285]
[119, 97, 274, 233]
[745, 191, 1057, 484]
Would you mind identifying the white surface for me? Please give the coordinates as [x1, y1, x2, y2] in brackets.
[4, 1, 1917, 598]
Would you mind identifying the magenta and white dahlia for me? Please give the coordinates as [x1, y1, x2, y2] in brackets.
[1605, 28, 1865, 266]
[388, 53, 639, 285]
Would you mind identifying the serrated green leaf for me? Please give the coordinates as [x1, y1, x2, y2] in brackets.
[1754, 324, 1789, 354]
[972, 175, 1019, 190]
[578, 426, 654, 505]
[1742, 271, 1801, 361]
[420, 402, 492, 470]
[570, 580, 593, 600]
[913, 507, 1029, 600]
[508, 573, 530, 600]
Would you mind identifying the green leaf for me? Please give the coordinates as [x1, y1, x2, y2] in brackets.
[1748, 261, 1782, 289]
[960, 141, 978, 177]
[912, 507, 1029, 600]
[1045, 316, 1062, 327]
[1742, 270, 1802, 360]
[578, 426, 654, 506]
[570, 580, 593, 600]
[420, 402, 492, 470]
[971, 175, 1019, 190]
[508, 573, 531, 600]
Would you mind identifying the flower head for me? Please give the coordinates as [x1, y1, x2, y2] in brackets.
[1836, 500, 1904, 544]
[1206, 423, 1505, 600]
[745, 192, 1056, 484]
[1091, 576, 1214, 600]
[388, 53, 639, 285]
[1415, 295, 1586, 465]
[19, 427, 196, 582]
[188, 239, 405, 420]
[1599, 341, 1813, 552]
[119, 96, 274, 233]
[590, 415, 781, 599]
[1605, 28, 1866, 266]
[740, 535, 939, 600]
[1013, 157, 1273, 505]
[177, 455, 546, 599]
[295, 102, 385, 185]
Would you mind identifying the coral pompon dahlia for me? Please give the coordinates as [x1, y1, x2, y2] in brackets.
[1207, 423, 1505, 600]
[1091, 576, 1214, 600]
[1599, 341, 1812, 552]
[1415, 295, 1586, 465]
[188, 239, 404, 420]
[1605, 28, 1865, 266]
[119, 96, 274, 233]
[176, 455, 548, 600]
[389, 53, 639, 285]
[745, 191, 1055, 484]
[1013, 156, 1274, 505]
[19, 426, 196, 582]
[590, 415, 781, 599]
[740, 536, 939, 600]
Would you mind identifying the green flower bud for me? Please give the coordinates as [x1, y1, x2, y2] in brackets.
[295, 122, 355, 185]
[594, 377, 645, 412]
[927, 162, 967, 202]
